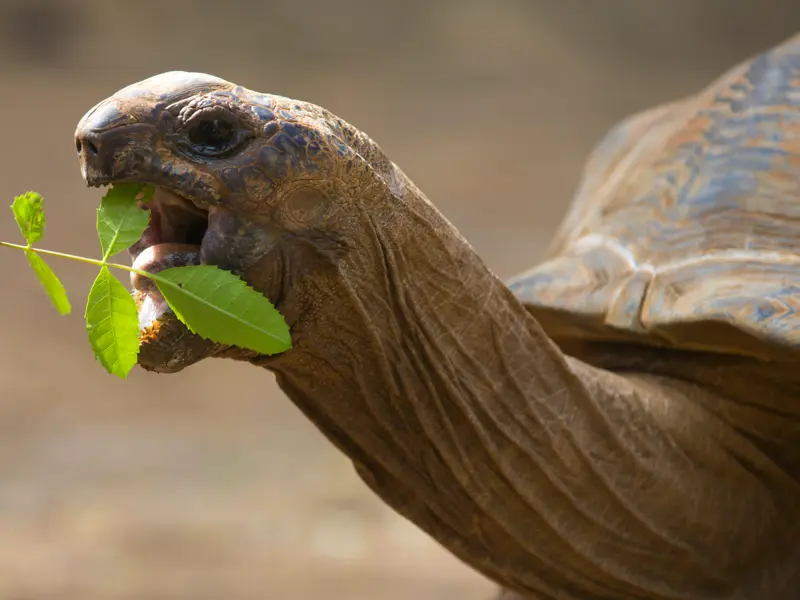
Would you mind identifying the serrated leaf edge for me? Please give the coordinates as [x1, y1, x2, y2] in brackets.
[148, 265, 292, 349]
[85, 266, 139, 378]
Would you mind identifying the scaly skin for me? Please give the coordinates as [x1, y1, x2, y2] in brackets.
[73, 44, 800, 599]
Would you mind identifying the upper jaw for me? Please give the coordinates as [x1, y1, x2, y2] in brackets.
[76, 119, 158, 188]
[85, 173, 143, 188]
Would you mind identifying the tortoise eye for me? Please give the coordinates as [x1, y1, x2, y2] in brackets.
[187, 118, 236, 153]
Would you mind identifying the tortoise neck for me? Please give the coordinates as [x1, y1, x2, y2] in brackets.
[259, 176, 586, 588]
[269, 175, 552, 449]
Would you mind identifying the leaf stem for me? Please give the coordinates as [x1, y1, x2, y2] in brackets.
[0, 240, 138, 275]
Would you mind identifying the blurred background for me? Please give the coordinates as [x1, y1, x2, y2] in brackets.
[0, 1, 797, 598]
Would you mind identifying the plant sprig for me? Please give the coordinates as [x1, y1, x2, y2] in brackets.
[1, 187, 291, 378]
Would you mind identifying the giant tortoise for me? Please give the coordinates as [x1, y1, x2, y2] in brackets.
[74, 33, 800, 600]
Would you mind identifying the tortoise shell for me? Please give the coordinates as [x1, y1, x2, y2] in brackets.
[507, 34, 800, 360]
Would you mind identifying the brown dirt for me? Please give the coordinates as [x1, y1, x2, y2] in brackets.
[0, 2, 796, 598]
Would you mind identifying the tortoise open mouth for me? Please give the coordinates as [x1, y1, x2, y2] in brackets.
[114, 185, 210, 331]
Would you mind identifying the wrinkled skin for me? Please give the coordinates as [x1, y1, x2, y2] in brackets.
[75, 63, 800, 599]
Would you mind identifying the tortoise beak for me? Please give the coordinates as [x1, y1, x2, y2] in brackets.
[75, 100, 155, 187]
[75, 124, 154, 187]
[75, 130, 111, 186]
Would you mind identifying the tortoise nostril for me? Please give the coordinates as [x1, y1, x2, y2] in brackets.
[76, 133, 99, 156]
[75, 135, 99, 156]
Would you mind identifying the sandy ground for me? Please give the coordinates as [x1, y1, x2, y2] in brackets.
[0, 2, 797, 598]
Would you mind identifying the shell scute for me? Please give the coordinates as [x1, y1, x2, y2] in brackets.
[509, 34, 800, 358]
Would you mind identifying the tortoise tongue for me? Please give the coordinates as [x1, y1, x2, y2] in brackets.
[131, 243, 201, 329]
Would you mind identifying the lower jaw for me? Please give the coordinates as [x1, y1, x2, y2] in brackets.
[136, 317, 219, 374]
[134, 286, 221, 373]
[136, 292, 170, 331]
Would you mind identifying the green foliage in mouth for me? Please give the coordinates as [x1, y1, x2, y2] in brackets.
[0, 184, 291, 379]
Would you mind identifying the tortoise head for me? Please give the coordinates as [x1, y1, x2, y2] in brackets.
[75, 71, 402, 373]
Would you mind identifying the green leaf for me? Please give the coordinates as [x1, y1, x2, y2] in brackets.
[85, 266, 140, 378]
[96, 183, 153, 260]
[11, 192, 46, 244]
[25, 251, 71, 315]
[149, 265, 291, 355]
